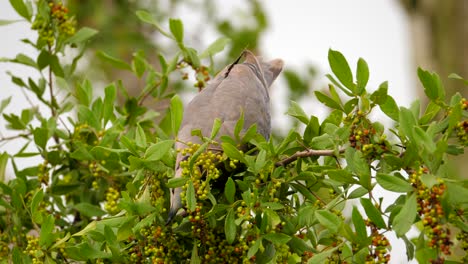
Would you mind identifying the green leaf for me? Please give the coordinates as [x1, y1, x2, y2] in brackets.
[308, 246, 338, 264]
[0, 153, 8, 183]
[221, 142, 246, 164]
[31, 188, 44, 224]
[74, 203, 106, 218]
[315, 210, 342, 234]
[66, 27, 98, 44]
[0, 19, 22, 26]
[135, 10, 172, 39]
[170, 94, 183, 136]
[169, 18, 184, 43]
[0, 96, 11, 113]
[103, 84, 116, 125]
[393, 193, 417, 237]
[145, 140, 174, 160]
[96, 51, 132, 70]
[328, 49, 354, 91]
[314, 91, 343, 111]
[199, 37, 231, 58]
[376, 173, 413, 193]
[39, 214, 54, 247]
[419, 101, 441, 125]
[263, 233, 291, 245]
[360, 198, 386, 229]
[234, 111, 244, 141]
[166, 177, 187, 188]
[135, 127, 148, 152]
[33, 127, 48, 150]
[370, 81, 388, 105]
[191, 243, 201, 264]
[224, 177, 236, 204]
[182, 47, 200, 68]
[417, 67, 445, 101]
[70, 146, 94, 161]
[327, 169, 357, 184]
[286, 101, 309, 124]
[9, 0, 31, 21]
[77, 105, 100, 130]
[448, 73, 468, 85]
[379, 96, 399, 121]
[399, 107, 417, 142]
[356, 58, 369, 95]
[413, 126, 436, 153]
[351, 207, 367, 244]
[247, 238, 262, 259]
[225, 208, 236, 244]
[210, 118, 222, 139]
[186, 180, 196, 212]
[345, 148, 371, 189]
[13, 53, 37, 68]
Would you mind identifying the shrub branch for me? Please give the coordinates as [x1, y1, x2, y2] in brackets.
[275, 148, 345, 167]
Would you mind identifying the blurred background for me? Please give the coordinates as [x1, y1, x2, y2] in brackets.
[1, 1, 467, 263]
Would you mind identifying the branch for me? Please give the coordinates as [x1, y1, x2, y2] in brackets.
[275, 148, 346, 167]
[0, 133, 32, 142]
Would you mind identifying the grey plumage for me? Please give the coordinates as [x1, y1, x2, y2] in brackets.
[168, 51, 283, 222]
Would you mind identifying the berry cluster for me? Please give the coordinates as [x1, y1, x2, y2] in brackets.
[346, 112, 390, 159]
[37, 160, 50, 185]
[177, 62, 211, 91]
[363, 220, 391, 264]
[409, 168, 453, 262]
[455, 120, 468, 146]
[179, 142, 223, 203]
[31, 1, 76, 46]
[456, 231, 468, 263]
[104, 187, 120, 215]
[24, 235, 44, 264]
[147, 172, 166, 209]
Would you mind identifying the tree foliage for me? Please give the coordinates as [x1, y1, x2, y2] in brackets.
[1, 1, 467, 263]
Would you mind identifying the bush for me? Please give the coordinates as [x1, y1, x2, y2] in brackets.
[1, 1, 467, 263]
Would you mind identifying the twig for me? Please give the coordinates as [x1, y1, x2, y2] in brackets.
[138, 80, 161, 106]
[275, 148, 345, 167]
[0, 133, 32, 142]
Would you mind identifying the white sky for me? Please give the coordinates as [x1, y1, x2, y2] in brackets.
[0, 1, 416, 263]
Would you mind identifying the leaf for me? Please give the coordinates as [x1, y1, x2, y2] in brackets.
[9, 0, 31, 21]
[224, 177, 235, 204]
[145, 140, 174, 160]
[327, 169, 357, 184]
[221, 142, 246, 164]
[393, 193, 417, 237]
[413, 126, 436, 153]
[77, 105, 100, 130]
[360, 198, 386, 229]
[199, 37, 231, 58]
[135, 124, 147, 148]
[328, 49, 354, 91]
[135, 10, 172, 39]
[169, 18, 184, 43]
[314, 91, 343, 111]
[399, 107, 417, 142]
[210, 118, 222, 139]
[0, 19, 22, 26]
[351, 207, 367, 244]
[74, 203, 106, 218]
[370, 81, 388, 105]
[379, 96, 399, 121]
[103, 84, 116, 125]
[33, 127, 48, 150]
[356, 58, 369, 95]
[186, 180, 196, 212]
[234, 111, 244, 140]
[0, 153, 8, 183]
[39, 214, 54, 247]
[417, 67, 445, 101]
[170, 94, 183, 136]
[225, 208, 236, 244]
[0, 96, 11, 113]
[345, 148, 371, 189]
[308, 247, 338, 264]
[247, 238, 262, 259]
[376, 173, 413, 193]
[31, 188, 44, 224]
[13, 53, 37, 68]
[263, 233, 291, 245]
[66, 27, 98, 44]
[166, 177, 187, 188]
[315, 210, 342, 234]
[286, 101, 309, 124]
[96, 51, 132, 70]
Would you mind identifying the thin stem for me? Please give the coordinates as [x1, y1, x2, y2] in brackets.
[275, 148, 345, 167]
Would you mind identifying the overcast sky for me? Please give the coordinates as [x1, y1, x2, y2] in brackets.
[0, 1, 416, 263]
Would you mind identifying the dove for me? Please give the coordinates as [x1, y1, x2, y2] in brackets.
[168, 50, 283, 222]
